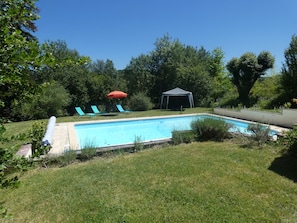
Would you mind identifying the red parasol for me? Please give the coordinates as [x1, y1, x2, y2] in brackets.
[107, 90, 127, 99]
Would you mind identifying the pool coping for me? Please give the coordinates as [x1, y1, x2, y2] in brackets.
[48, 113, 289, 156]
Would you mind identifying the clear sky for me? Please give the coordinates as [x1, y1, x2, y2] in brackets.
[35, 0, 297, 71]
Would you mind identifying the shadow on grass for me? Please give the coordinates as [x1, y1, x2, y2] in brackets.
[269, 153, 297, 183]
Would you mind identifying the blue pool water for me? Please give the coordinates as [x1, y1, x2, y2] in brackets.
[74, 114, 277, 149]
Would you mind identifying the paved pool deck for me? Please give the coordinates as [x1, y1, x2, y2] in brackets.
[47, 113, 290, 156]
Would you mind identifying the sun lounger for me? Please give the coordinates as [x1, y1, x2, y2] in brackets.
[91, 105, 106, 114]
[116, 104, 131, 113]
[75, 107, 96, 116]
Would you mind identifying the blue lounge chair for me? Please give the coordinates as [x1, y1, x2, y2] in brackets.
[116, 104, 131, 113]
[91, 105, 106, 114]
[75, 107, 96, 116]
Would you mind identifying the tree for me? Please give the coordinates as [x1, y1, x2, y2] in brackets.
[279, 35, 297, 107]
[11, 81, 71, 120]
[226, 51, 274, 107]
[149, 34, 214, 106]
[175, 65, 212, 106]
[89, 59, 120, 89]
[0, 0, 49, 117]
[251, 75, 281, 108]
[39, 40, 92, 114]
[124, 54, 153, 95]
[150, 34, 178, 102]
[208, 48, 232, 105]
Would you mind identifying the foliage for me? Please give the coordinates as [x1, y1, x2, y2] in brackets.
[28, 121, 48, 158]
[128, 92, 153, 111]
[0, 0, 54, 117]
[85, 73, 116, 108]
[133, 136, 144, 152]
[125, 34, 215, 107]
[56, 150, 77, 167]
[0, 148, 30, 188]
[283, 128, 297, 155]
[124, 55, 154, 95]
[38, 40, 93, 114]
[226, 51, 275, 107]
[279, 35, 297, 107]
[79, 148, 97, 161]
[172, 130, 195, 145]
[208, 48, 233, 105]
[191, 118, 232, 142]
[251, 75, 281, 108]
[175, 65, 213, 106]
[0, 201, 11, 219]
[11, 82, 71, 120]
[0, 122, 31, 189]
[0, 124, 6, 141]
[247, 123, 271, 146]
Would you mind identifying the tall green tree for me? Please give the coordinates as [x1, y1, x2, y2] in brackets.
[150, 34, 178, 102]
[0, 0, 50, 117]
[279, 35, 297, 107]
[39, 40, 92, 114]
[208, 48, 232, 105]
[226, 51, 274, 107]
[124, 54, 153, 95]
[175, 65, 212, 106]
[89, 59, 120, 90]
[149, 34, 213, 106]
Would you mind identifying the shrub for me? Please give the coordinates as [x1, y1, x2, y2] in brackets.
[247, 123, 271, 146]
[191, 118, 232, 142]
[0, 148, 31, 188]
[0, 122, 31, 189]
[11, 82, 71, 120]
[28, 121, 50, 158]
[56, 150, 77, 167]
[283, 128, 297, 155]
[133, 136, 144, 152]
[79, 148, 97, 161]
[172, 130, 195, 145]
[128, 92, 153, 111]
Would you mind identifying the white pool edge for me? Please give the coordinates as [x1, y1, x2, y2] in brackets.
[49, 113, 289, 156]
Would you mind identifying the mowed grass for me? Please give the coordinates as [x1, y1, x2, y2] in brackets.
[1, 142, 297, 222]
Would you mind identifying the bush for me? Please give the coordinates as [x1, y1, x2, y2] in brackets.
[172, 130, 195, 145]
[56, 150, 77, 167]
[28, 121, 50, 158]
[11, 82, 71, 120]
[0, 148, 31, 188]
[79, 148, 97, 161]
[128, 92, 153, 111]
[247, 123, 271, 146]
[191, 118, 232, 142]
[283, 128, 297, 155]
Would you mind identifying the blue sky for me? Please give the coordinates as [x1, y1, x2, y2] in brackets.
[35, 0, 297, 71]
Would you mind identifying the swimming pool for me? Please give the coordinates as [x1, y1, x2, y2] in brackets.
[74, 114, 278, 149]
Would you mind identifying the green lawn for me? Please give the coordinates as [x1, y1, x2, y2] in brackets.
[1, 107, 297, 222]
[1, 142, 297, 222]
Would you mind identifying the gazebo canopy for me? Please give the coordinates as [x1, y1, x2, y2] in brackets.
[160, 87, 194, 109]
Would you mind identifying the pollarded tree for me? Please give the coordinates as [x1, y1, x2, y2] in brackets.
[226, 51, 274, 107]
[280, 35, 297, 107]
